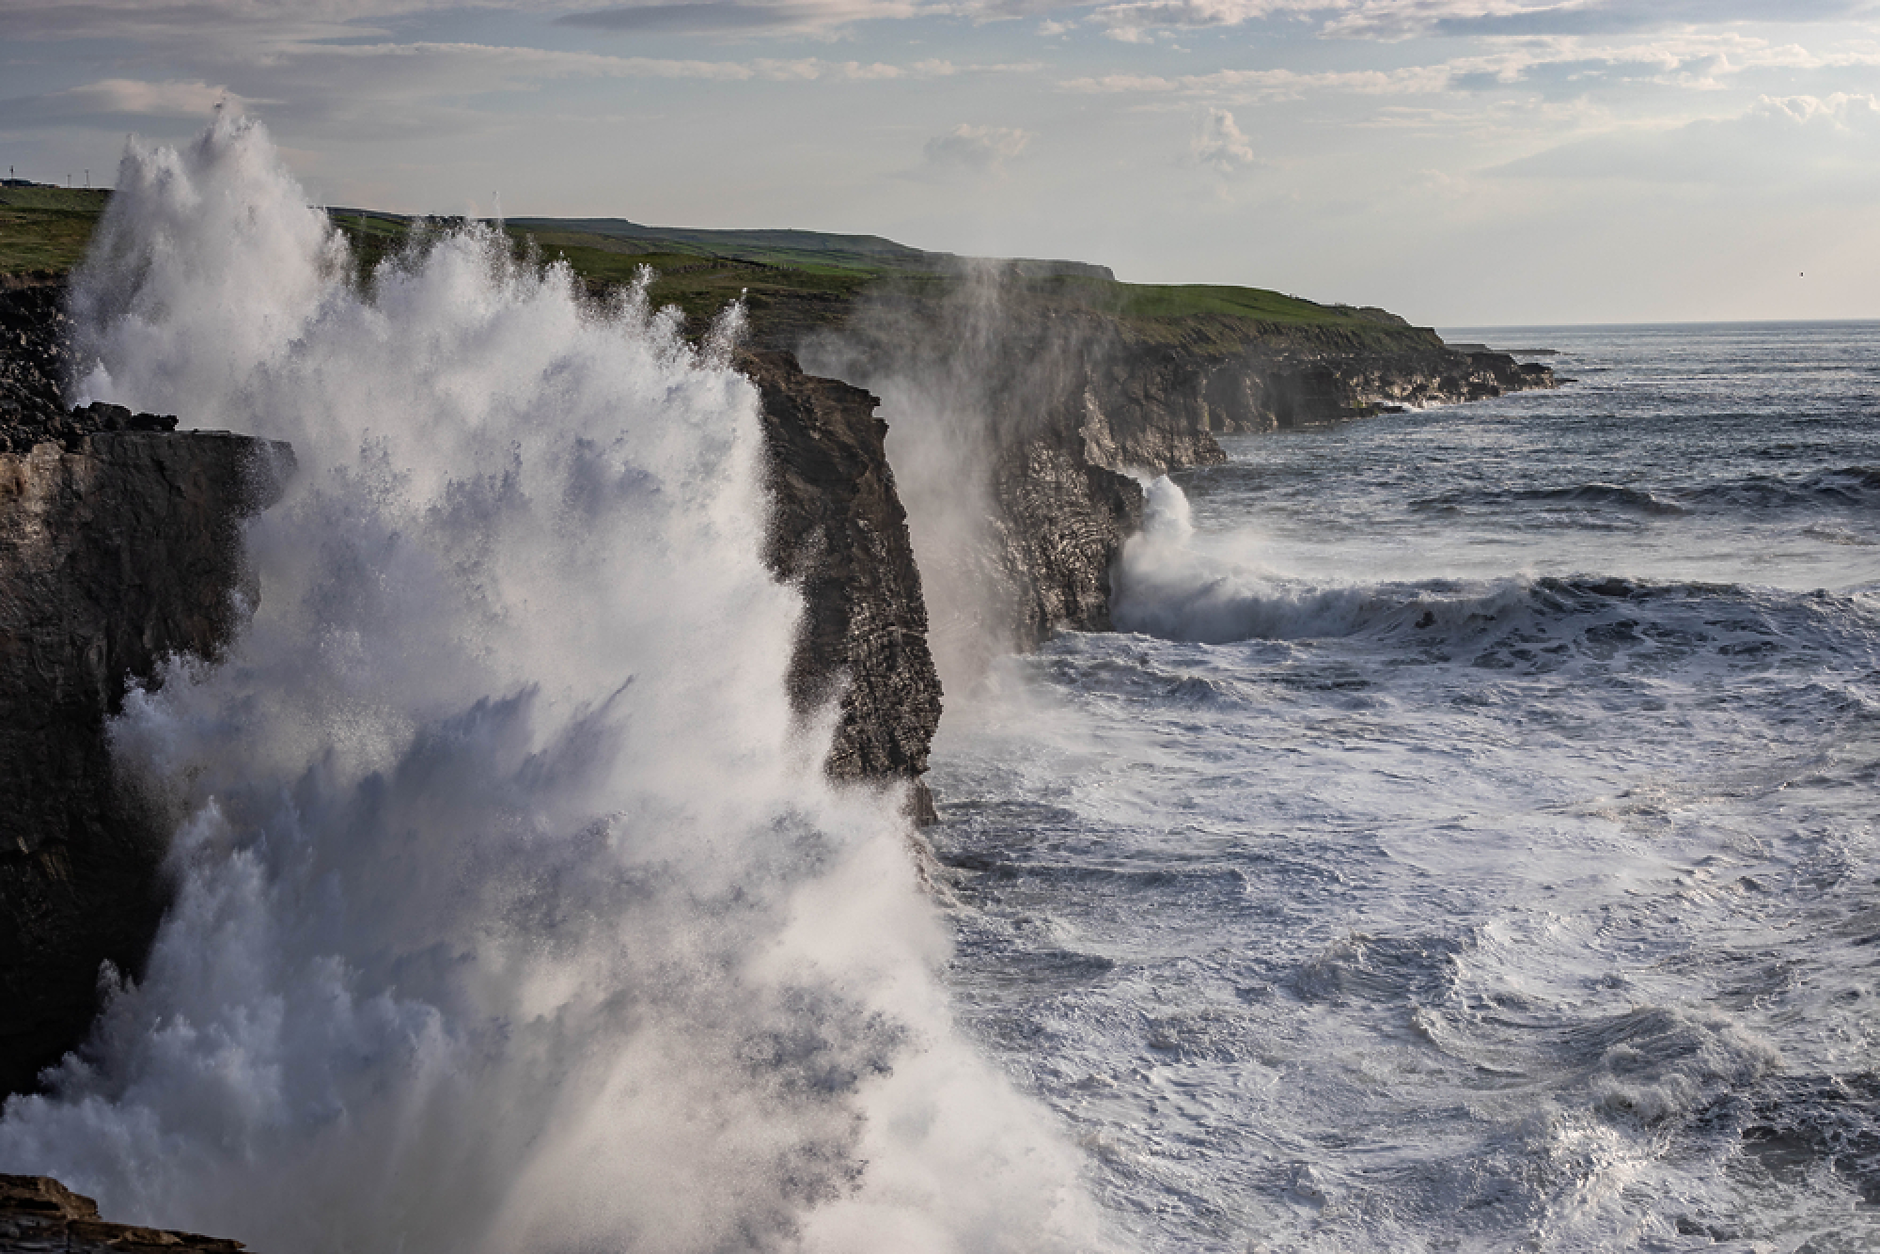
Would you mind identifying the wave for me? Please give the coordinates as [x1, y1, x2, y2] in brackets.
[1687, 464, 1880, 512]
[0, 116, 1106, 1253]
[1413, 466, 1880, 522]
[1414, 482, 1689, 517]
[1114, 479, 1880, 676]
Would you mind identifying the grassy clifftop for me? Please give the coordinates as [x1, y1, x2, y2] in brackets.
[1, 188, 1434, 355]
[0, 185, 111, 277]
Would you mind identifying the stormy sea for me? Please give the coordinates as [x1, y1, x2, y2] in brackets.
[933, 320, 1880, 1251]
[2, 115, 1876, 1254]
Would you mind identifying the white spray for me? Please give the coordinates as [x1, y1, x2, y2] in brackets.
[0, 115, 1107, 1254]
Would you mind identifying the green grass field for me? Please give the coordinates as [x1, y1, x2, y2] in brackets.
[1, 187, 1430, 354]
[0, 186, 112, 276]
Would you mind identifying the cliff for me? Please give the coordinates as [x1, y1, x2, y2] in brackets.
[0, 285, 293, 1100]
[0, 1175, 245, 1253]
[0, 284, 941, 1104]
[802, 292, 1555, 650]
[743, 349, 942, 822]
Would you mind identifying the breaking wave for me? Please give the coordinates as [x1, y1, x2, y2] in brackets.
[1114, 477, 1880, 680]
[0, 115, 1106, 1254]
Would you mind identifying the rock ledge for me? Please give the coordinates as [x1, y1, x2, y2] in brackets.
[0, 1175, 246, 1253]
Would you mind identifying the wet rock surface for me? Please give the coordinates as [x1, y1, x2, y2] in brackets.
[0, 283, 293, 1100]
[807, 306, 1555, 649]
[744, 349, 942, 821]
[1195, 337, 1557, 435]
[0, 289, 942, 1109]
[1, 284, 179, 453]
[0, 1175, 247, 1253]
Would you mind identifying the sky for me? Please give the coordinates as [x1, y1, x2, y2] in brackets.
[3, 0, 1878, 325]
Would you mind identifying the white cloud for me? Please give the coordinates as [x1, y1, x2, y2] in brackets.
[1321, 0, 1878, 41]
[922, 123, 1033, 170]
[0, 0, 947, 43]
[1495, 90, 1880, 187]
[5, 0, 1875, 47]
[1, 78, 256, 122]
[1192, 106, 1256, 169]
[242, 41, 1030, 89]
[1087, 0, 1322, 39]
[1058, 32, 1880, 106]
[1061, 64, 1453, 97]
[554, 0, 929, 35]
[1072, 0, 1880, 47]
[0, 39, 1042, 148]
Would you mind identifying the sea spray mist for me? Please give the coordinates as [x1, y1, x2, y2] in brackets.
[0, 114, 1108, 1254]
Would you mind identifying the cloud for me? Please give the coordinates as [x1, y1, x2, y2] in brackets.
[1073, 0, 1880, 46]
[8, 0, 1875, 51]
[0, 78, 255, 124]
[1059, 32, 1880, 107]
[235, 41, 1013, 98]
[1061, 64, 1452, 97]
[1192, 106, 1255, 169]
[1495, 91, 1880, 187]
[1323, 0, 1879, 41]
[0, 39, 1041, 150]
[1086, 0, 1320, 39]
[555, 0, 922, 34]
[922, 123, 1032, 170]
[0, 0, 922, 44]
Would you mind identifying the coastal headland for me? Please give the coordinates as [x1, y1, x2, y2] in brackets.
[0, 180, 1555, 1242]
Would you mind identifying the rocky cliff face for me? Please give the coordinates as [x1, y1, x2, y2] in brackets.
[0, 287, 943, 1103]
[0, 1175, 246, 1253]
[743, 349, 942, 822]
[0, 427, 291, 1100]
[803, 299, 1555, 652]
[1194, 337, 1556, 436]
[1, 283, 296, 1101]
[1072, 323, 1557, 465]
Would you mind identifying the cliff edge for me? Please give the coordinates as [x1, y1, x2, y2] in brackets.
[0, 284, 941, 1103]
[1, 284, 294, 1099]
[0, 1174, 245, 1253]
[805, 289, 1556, 655]
[744, 349, 942, 821]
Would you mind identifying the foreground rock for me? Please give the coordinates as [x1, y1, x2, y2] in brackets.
[0, 1175, 246, 1253]
[744, 349, 942, 821]
[0, 421, 292, 1099]
[0, 284, 940, 1103]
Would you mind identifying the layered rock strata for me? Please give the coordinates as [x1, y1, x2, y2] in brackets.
[806, 300, 1555, 649]
[1193, 338, 1556, 434]
[0, 410, 292, 1098]
[0, 1174, 246, 1253]
[743, 349, 942, 822]
[0, 287, 941, 1103]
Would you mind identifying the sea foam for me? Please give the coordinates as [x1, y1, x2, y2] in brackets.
[0, 114, 1105, 1254]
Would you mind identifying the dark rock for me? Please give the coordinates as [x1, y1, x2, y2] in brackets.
[805, 298, 1557, 651]
[988, 409, 1144, 646]
[743, 349, 942, 822]
[0, 285, 186, 453]
[0, 1174, 247, 1252]
[0, 280, 295, 1100]
[0, 288, 937, 1110]
[1197, 339, 1556, 435]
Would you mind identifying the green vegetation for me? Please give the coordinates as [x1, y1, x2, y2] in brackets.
[951, 273, 1429, 355]
[0, 185, 111, 276]
[1, 190, 1430, 354]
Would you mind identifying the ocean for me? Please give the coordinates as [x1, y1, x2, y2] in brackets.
[3, 113, 1875, 1254]
[929, 321, 1880, 1251]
